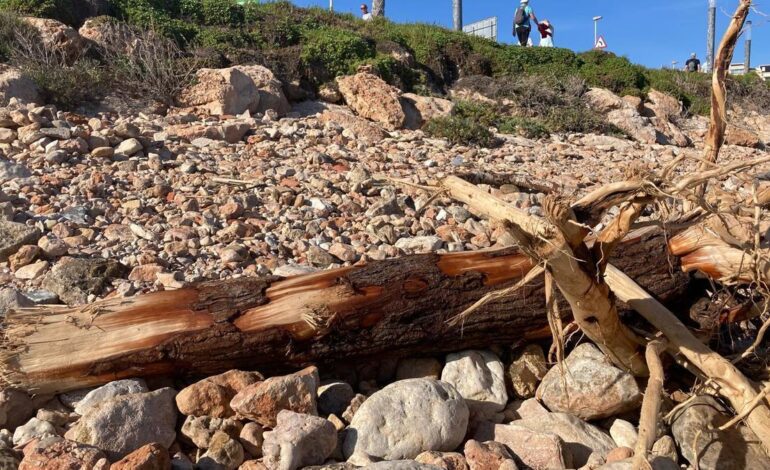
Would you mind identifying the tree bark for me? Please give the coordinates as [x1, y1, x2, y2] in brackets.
[2, 232, 686, 395]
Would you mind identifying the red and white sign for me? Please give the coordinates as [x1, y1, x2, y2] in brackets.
[595, 35, 608, 49]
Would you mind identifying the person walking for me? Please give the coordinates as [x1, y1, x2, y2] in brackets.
[513, 0, 538, 47]
[685, 53, 701, 72]
[538, 19, 554, 47]
[360, 3, 373, 21]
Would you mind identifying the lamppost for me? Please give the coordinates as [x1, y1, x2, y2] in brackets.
[707, 0, 716, 72]
[744, 20, 752, 74]
[593, 16, 603, 48]
[453, 0, 463, 32]
[672, 60, 678, 70]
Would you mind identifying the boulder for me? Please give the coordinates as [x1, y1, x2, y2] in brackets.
[670, 395, 770, 470]
[198, 431, 245, 470]
[180, 67, 260, 116]
[318, 381, 356, 417]
[22, 17, 84, 58]
[463, 440, 518, 470]
[0, 220, 40, 262]
[725, 124, 764, 148]
[176, 369, 263, 418]
[0, 288, 33, 317]
[262, 411, 337, 470]
[343, 378, 469, 460]
[73, 379, 148, 415]
[318, 108, 387, 143]
[507, 344, 548, 399]
[78, 16, 130, 52]
[474, 422, 569, 470]
[65, 388, 178, 460]
[13, 417, 57, 447]
[510, 413, 615, 466]
[235, 65, 291, 116]
[111, 442, 170, 470]
[238, 422, 264, 457]
[336, 72, 406, 130]
[402, 93, 455, 129]
[19, 436, 108, 469]
[42, 257, 125, 305]
[441, 350, 507, 423]
[181, 415, 243, 449]
[536, 343, 642, 420]
[584, 88, 657, 144]
[230, 366, 319, 427]
[645, 89, 683, 121]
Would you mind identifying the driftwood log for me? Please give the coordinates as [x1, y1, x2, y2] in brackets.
[2, 228, 686, 394]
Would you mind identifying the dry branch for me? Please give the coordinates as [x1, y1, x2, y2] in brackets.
[634, 339, 666, 470]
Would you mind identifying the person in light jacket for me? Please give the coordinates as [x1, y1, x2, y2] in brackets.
[538, 19, 554, 47]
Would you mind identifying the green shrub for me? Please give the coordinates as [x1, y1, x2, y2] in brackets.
[0, 0, 77, 24]
[109, 0, 199, 42]
[353, 53, 416, 89]
[300, 26, 374, 82]
[20, 55, 105, 107]
[197, 26, 260, 52]
[645, 68, 711, 115]
[453, 100, 499, 126]
[578, 50, 647, 95]
[200, 0, 243, 26]
[494, 46, 580, 76]
[424, 115, 497, 147]
[498, 116, 549, 139]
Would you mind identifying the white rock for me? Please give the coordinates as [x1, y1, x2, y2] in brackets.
[115, 138, 143, 156]
[441, 350, 507, 422]
[13, 417, 57, 446]
[343, 378, 468, 460]
[609, 419, 638, 448]
[74, 379, 149, 415]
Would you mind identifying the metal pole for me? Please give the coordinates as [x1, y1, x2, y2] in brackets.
[707, 0, 716, 72]
[744, 20, 752, 74]
[329, 0, 333, 12]
[453, 0, 462, 32]
[594, 20, 597, 46]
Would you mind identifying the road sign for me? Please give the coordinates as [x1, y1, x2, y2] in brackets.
[595, 35, 608, 49]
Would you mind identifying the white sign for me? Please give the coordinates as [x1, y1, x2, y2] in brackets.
[595, 35, 608, 49]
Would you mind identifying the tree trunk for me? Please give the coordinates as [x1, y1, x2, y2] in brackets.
[2, 231, 686, 394]
[372, 0, 384, 17]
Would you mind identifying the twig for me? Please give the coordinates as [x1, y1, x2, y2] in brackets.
[717, 382, 770, 432]
[633, 338, 667, 470]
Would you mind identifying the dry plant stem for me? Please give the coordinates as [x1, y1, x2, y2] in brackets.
[594, 200, 646, 272]
[441, 176, 647, 375]
[696, 0, 752, 198]
[634, 339, 667, 470]
[718, 383, 770, 431]
[606, 264, 770, 452]
[545, 271, 566, 365]
[734, 311, 770, 363]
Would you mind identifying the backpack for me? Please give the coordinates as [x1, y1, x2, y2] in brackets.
[514, 7, 527, 27]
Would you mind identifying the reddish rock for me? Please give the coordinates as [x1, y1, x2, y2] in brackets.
[464, 439, 518, 470]
[176, 370, 263, 418]
[230, 366, 319, 428]
[111, 443, 170, 470]
[336, 73, 406, 130]
[19, 436, 109, 470]
[605, 447, 634, 463]
[128, 264, 165, 283]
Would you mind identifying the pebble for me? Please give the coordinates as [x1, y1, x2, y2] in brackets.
[262, 410, 337, 470]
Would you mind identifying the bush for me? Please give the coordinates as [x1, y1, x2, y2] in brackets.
[493, 46, 580, 77]
[109, 0, 200, 43]
[498, 116, 549, 139]
[424, 115, 497, 147]
[0, 0, 77, 24]
[0, 9, 36, 61]
[300, 26, 374, 83]
[200, 0, 243, 26]
[578, 50, 647, 95]
[645, 69, 711, 115]
[11, 30, 105, 107]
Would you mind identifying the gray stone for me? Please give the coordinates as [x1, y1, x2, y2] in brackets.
[42, 257, 125, 305]
[651, 435, 677, 462]
[263, 410, 337, 470]
[0, 220, 39, 262]
[115, 138, 143, 156]
[12, 417, 57, 446]
[318, 381, 356, 417]
[181, 415, 243, 449]
[512, 412, 615, 467]
[609, 419, 638, 449]
[536, 343, 642, 420]
[65, 387, 178, 460]
[74, 379, 148, 415]
[0, 160, 31, 180]
[670, 395, 770, 470]
[0, 287, 33, 317]
[343, 378, 469, 460]
[197, 431, 245, 470]
[395, 236, 443, 253]
[441, 350, 507, 423]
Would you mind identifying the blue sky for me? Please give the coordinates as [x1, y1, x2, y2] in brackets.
[290, 0, 770, 69]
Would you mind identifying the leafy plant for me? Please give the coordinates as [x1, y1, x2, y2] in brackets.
[424, 115, 497, 147]
[300, 26, 374, 83]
